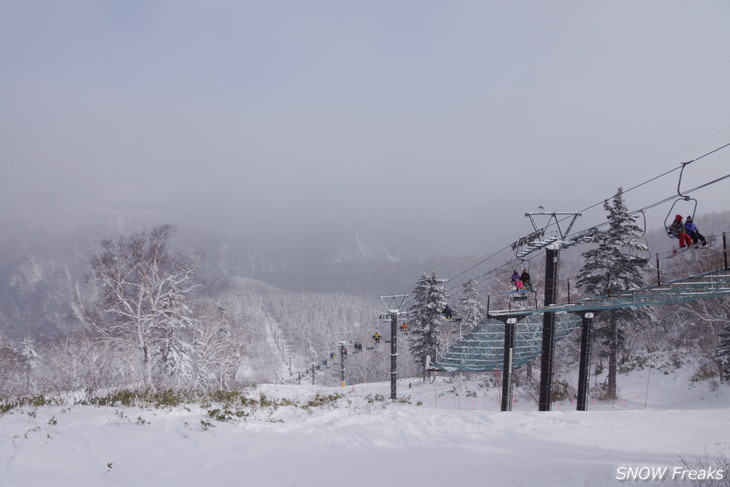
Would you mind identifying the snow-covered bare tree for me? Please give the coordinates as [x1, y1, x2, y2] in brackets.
[408, 272, 447, 373]
[717, 322, 730, 382]
[575, 188, 656, 399]
[0, 335, 18, 395]
[663, 247, 730, 384]
[18, 337, 40, 390]
[74, 224, 200, 389]
[188, 301, 247, 390]
[43, 334, 122, 393]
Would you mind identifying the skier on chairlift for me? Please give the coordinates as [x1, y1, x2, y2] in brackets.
[669, 215, 693, 249]
[520, 269, 533, 292]
[511, 270, 524, 291]
[442, 304, 453, 320]
[684, 216, 707, 247]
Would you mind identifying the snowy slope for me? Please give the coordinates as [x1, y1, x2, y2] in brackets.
[1, 374, 729, 487]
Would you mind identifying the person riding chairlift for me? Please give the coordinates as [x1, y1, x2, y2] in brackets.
[669, 215, 693, 249]
[520, 269, 533, 291]
[684, 216, 707, 247]
[442, 305, 453, 320]
[511, 270, 524, 291]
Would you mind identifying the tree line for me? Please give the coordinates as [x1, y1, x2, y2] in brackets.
[1, 189, 728, 403]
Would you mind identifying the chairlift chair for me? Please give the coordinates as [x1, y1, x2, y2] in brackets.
[664, 197, 697, 238]
[621, 237, 651, 266]
[509, 289, 530, 302]
[624, 255, 651, 267]
[442, 296, 462, 322]
[664, 162, 699, 239]
[508, 263, 533, 302]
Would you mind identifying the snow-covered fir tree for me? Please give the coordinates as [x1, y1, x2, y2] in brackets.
[575, 187, 657, 399]
[408, 273, 447, 372]
[458, 278, 485, 334]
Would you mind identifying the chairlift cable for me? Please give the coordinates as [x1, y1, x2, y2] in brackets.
[682, 140, 730, 165]
[444, 243, 514, 285]
[446, 169, 730, 295]
[557, 131, 730, 214]
[569, 170, 730, 242]
[417, 145, 730, 301]
[453, 168, 729, 294]
[551, 141, 730, 234]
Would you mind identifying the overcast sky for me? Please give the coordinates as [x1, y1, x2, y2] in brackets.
[2, 1, 730, 254]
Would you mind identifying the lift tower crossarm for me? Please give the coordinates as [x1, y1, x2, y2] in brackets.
[525, 211, 582, 240]
[513, 211, 583, 260]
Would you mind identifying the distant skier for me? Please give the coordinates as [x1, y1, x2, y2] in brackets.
[372, 332, 382, 344]
[684, 216, 707, 247]
[400, 322, 409, 334]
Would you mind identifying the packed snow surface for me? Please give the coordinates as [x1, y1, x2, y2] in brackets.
[2, 371, 729, 486]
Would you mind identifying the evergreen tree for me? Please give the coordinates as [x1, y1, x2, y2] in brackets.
[575, 187, 656, 399]
[408, 273, 447, 371]
[458, 278, 484, 334]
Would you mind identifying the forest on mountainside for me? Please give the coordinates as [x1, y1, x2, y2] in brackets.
[1, 210, 729, 401]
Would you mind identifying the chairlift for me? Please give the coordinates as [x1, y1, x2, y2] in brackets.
[518, 260, 536, 292]
[509, 289, 530, 302]
[621, 242, 651, 266]
[441, 296, 462, 322]
[664, 197, 697, 238]
[621, 212, 651, 266]
[508, 265, 533, 302]
[664, 162, 698, 239]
